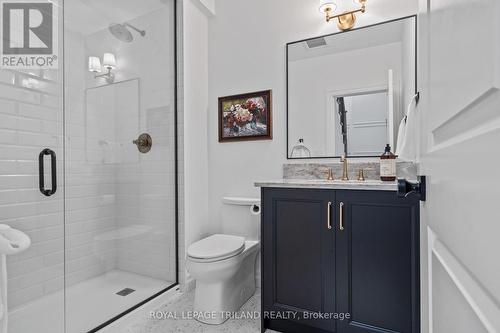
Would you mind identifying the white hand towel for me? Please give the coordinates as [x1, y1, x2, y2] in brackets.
[397, 98, 418, 161]
[395, 116, 407, 155]
[396, 94, 419, 161]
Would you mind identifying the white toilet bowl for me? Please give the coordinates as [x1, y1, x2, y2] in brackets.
[186, 234, 260, 324]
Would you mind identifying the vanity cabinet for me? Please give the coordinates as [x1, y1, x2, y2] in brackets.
[261, 188, 420, 333]
[262, 189, 337, 333]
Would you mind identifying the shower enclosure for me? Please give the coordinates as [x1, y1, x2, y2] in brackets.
[1, 0, 178, 332]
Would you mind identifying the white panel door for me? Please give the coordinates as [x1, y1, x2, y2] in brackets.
[418, 0, 500, 332]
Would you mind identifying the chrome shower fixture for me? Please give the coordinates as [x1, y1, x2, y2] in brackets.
[109, 23, 146, 42]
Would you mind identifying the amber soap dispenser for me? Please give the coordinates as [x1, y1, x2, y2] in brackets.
[380, 144, 396, 181]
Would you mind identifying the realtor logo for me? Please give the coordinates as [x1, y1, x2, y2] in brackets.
[1, 0, 58, 69]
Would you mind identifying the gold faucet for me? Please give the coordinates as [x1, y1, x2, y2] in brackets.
[340, 155, 349, 181]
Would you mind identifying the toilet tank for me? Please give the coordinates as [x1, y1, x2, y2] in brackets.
[220, 197, 260, 241]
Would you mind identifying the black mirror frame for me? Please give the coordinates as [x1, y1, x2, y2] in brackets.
[286, 15, 418, 160]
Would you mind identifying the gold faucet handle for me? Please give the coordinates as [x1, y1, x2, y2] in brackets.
[357, 169, 365, 181]
[326, 168, 334, 181]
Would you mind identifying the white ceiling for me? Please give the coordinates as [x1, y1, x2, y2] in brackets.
[64, 0, 169, 35]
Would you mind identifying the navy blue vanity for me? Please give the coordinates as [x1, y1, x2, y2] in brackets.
[258, 182, 420, 333]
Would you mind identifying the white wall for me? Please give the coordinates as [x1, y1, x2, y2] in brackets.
[181, 0, 210, 286]
[195, 0, 215, 16]
[206, 0, 418, 233]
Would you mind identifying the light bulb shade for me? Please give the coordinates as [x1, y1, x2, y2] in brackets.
[88, 56, 101, 73]
[102, 53, 116, 69]
[336, 0, 359, 12]
[319, 0, 336, 13]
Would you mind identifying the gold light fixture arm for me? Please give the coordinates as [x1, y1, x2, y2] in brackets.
[322, 1, 367, 30]
[324, 5, 365, 22]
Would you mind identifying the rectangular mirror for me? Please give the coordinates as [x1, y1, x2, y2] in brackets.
[287, 16, 416, 159]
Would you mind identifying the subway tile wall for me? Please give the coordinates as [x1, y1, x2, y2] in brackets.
[65, 28, 119, 290]
[0, 67, 65, 308]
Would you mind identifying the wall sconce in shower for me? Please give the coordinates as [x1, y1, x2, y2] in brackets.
[88, 53, 116, 84]
[319, 0, 367, 30]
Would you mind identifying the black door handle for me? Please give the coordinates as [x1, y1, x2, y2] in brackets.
[397, 175, 426, 201]
[39, 148, 57, 197]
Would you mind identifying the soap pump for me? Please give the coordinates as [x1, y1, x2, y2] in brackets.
[380, 144, 396, 181]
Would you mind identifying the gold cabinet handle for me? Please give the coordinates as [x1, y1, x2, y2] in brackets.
[327, 202, 332, 230]
[339, 202, 345, 231]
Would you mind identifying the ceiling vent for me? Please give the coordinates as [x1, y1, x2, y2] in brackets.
[306, 37, 327, 49]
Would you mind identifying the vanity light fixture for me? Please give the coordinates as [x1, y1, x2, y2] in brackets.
[319, 0, 367, 30]
[88, 53, 116, 84]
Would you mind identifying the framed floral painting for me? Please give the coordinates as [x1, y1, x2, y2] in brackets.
[218, 90, 273, 142]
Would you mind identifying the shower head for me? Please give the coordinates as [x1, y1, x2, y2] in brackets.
[109, 23, 133, 42]
[108, 23, 146, 43]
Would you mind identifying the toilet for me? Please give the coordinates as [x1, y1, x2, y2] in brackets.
[186, 198, 260, 325]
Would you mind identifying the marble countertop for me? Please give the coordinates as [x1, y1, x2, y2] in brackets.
[255, 179, 398, 191]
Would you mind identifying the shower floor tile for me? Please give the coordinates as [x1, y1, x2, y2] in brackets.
[9, 270, 172, 333]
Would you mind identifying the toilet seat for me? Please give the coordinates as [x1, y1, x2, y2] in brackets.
[187, 234, 245, 262]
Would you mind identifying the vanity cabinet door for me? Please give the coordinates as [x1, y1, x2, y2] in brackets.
[262, 188, 337, 333]
[335, 190, 420, 333]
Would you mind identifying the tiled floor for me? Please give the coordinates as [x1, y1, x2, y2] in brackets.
[124, 289, 279, 333]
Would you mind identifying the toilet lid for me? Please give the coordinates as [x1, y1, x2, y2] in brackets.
[187, 234, 245, 260]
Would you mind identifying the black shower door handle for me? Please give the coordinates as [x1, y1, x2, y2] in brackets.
[39, 148, 57, 197]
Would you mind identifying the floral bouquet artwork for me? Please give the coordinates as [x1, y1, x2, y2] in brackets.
[218, 90, 272, 142]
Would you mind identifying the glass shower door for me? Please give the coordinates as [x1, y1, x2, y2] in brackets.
[1, 0, 65, 332]
[1, 0, 177, 331]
